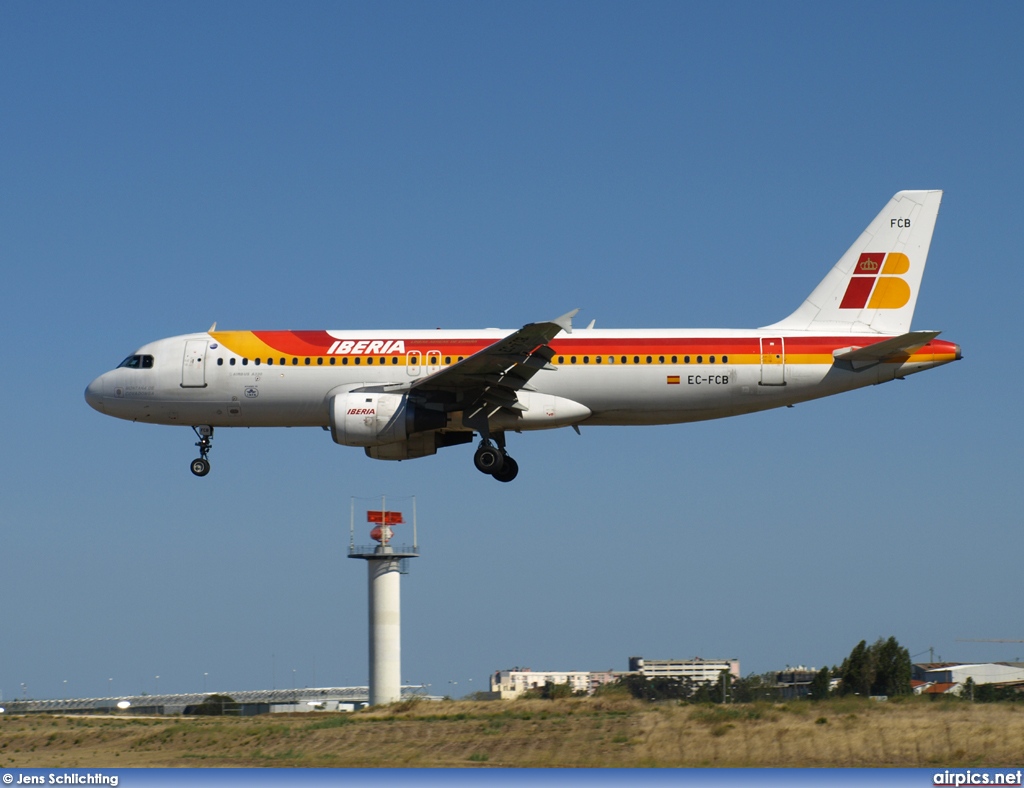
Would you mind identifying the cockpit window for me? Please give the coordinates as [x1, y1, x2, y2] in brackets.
[117, 354, 154, 369]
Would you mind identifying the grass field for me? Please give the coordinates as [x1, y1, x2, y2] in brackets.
[2, 696, 1023, 768]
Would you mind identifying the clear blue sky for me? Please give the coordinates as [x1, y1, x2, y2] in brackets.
[2, 1, 1022, 701]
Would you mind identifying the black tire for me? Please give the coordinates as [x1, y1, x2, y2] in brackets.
[473, 445, 504, 474]
[492, 455, 519, 482]
[191, 458, 211, 477]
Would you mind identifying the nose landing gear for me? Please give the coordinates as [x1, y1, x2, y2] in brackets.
[191, 425, 213, 477]
[473, 432, 519, 483]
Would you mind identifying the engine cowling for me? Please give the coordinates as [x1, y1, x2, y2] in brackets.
[329, 391, 446, 447]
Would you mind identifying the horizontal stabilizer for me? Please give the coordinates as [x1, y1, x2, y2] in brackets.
[833, 330, 941, 369]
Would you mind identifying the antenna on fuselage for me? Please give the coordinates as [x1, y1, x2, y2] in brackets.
[208, 322, 217, 333]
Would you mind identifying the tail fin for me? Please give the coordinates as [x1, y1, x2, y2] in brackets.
[764, 190, 943, 334]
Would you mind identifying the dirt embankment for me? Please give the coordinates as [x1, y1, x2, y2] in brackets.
[2, 696, 1022, 768]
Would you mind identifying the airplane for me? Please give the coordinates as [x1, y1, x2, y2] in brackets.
[85, 190, 960, 482]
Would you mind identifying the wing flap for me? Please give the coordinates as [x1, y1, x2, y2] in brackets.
[412, 309, 577, 394]
[409, 309, 579, 430]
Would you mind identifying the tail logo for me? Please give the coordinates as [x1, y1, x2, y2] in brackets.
[840, 253, 911, 310]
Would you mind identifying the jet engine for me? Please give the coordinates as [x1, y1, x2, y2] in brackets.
[329, 391, 447, 447]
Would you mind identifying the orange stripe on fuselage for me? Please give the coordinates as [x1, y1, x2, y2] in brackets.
[210, 331, 957, 366]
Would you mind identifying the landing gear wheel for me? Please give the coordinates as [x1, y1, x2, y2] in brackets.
[190, 425, 214, 478]
[492, 455, 519, 483]
[473, 443, 504, 475]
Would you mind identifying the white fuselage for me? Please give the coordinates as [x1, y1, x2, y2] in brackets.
[84, 327, 959, 431]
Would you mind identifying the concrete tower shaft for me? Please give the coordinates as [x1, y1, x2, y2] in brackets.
[368, 552, 403, 706]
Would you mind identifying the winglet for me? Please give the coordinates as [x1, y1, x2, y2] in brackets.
[209, 322, 217, 333]
[552, 309, 579, 334]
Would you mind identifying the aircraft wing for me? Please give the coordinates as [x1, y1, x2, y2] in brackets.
[395, 309, 578, 426]
[833, 330, 941, 369]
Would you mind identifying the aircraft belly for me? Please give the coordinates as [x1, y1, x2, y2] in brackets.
[538, 365, 758, 417]
[536, 363, 883, 426]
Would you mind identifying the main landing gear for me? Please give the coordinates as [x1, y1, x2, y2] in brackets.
[473, 432, 519, 483]
[190, 425, 213, 477]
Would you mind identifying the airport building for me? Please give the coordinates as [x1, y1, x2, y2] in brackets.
[629, 656, 740, 683]
[774, 667, 821, 699]
[912, 662, 1024, 696]
[489, 669, 598, 699]
[0, 686, 433, 716]
[489, 657, 740, 699]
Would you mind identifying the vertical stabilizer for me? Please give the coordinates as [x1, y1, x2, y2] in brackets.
[764, 190, 942, 334]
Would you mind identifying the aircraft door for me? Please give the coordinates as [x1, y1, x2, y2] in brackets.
[759, 337, 786, 386]
[407, 350, 421, 377]
[182, 340, 209, 388]
[426, 350, 441, 376]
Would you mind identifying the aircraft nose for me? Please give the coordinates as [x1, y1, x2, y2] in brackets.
[85, 376, 106, 413]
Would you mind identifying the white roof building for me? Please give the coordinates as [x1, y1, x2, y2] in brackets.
[914, 662, 1024, 687]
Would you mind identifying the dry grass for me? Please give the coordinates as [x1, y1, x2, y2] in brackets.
[1, 696, 1022, 768]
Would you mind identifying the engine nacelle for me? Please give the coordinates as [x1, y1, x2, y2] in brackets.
[329, 391, 446, 447]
